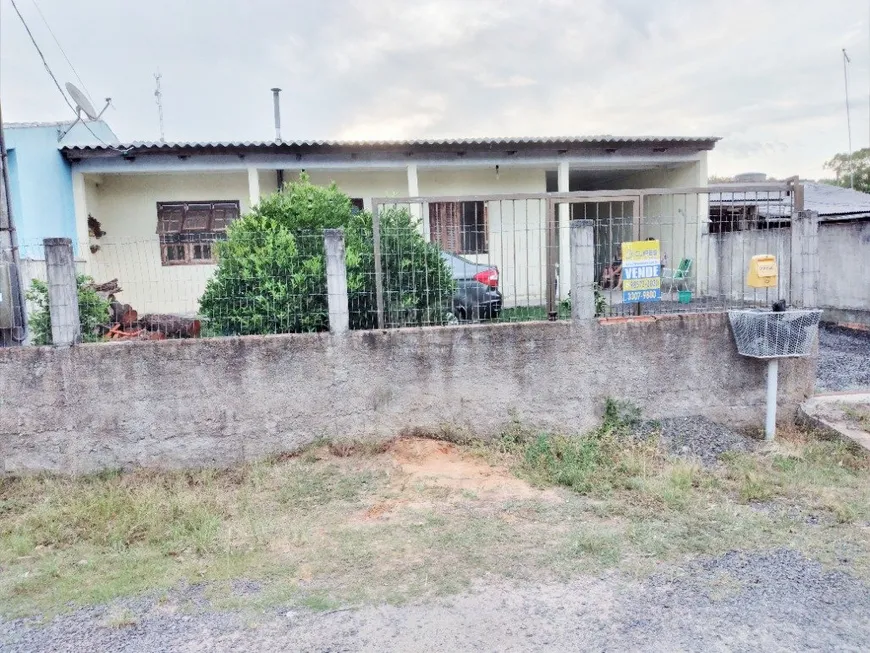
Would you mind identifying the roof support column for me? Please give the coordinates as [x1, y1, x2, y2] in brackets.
[247, 167, 261, 209]
[71, 171, 89, 264]
[558, 158, 571, 300]
[407, 163, 425, 237]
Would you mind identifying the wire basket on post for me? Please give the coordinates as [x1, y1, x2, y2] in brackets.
[727, 309, 822, 359]
[727, 308, 822, 442]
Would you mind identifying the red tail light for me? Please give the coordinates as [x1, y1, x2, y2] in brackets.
[474, 267, 499, 288]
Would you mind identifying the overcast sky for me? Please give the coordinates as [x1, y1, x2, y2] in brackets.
[3, 0, 870, 179]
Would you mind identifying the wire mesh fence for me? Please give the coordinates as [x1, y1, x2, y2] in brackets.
[2, 181, 829, 346]
[374, 184, 803, 324]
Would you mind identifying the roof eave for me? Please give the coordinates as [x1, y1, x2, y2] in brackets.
[60, 137, 720, 162]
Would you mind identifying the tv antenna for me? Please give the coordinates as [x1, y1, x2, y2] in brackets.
[154, 71, 166, 143]
[59, 82, 111, 139]
[843, 48, 854, 189]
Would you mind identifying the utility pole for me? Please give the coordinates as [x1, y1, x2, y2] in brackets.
[0, 100, 26, 346]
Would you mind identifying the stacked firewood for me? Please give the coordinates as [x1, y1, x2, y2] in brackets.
[85, 279, 201, 341]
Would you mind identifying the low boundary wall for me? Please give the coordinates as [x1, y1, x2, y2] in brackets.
[0, 313, 815, 474]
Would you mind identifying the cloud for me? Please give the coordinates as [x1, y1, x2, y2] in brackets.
[2, 0, 869, 178]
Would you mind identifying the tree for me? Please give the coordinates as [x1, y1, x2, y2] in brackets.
[822, 148, 870, 193]
[198, 174, 454, 335]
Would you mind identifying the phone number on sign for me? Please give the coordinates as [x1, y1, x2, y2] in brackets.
[623, 290, 660, 302]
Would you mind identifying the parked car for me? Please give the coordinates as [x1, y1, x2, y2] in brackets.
[439, 251, 502, 322]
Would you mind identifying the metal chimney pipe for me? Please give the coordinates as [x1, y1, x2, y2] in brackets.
[271, 87, 282, 142]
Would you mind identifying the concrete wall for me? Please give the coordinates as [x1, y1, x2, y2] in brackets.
[818, 222, 870, 313]
[0, 313, 815, 474]
[703, 220, 870, 316]
[704, 228, 792, 302]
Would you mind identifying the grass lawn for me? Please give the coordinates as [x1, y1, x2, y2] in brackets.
[2, 410, 869, 618]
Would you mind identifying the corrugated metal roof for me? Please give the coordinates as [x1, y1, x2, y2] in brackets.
[61, 135, 720, 154]
[4, 120, 78, 129]
[710, 181, 870, 220]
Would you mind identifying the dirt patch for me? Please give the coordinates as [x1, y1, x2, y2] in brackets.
[356, 438, 560, 521]
[387, 437, 548, 500]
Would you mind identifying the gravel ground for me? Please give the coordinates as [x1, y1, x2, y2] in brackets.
[633, 415, 754, 466]
[3, 549, 868, 652]
[817, 324, 870, 392]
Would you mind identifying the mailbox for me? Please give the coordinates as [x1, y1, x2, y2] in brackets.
[747, 254, 778, 288]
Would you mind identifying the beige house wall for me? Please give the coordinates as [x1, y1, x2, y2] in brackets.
[71, 163, 704, 316]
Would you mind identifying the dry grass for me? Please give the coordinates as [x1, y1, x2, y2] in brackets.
[1, 419, 869, 619]
[843, 404, 870, 432]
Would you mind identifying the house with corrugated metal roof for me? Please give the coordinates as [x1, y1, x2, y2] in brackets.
[52, 135, 717, 315]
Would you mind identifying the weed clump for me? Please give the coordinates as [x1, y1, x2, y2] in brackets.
[499, 399, 659, 495]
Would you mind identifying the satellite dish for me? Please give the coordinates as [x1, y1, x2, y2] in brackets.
[66, 82, 98, 120]
[59, 82, 112, 141]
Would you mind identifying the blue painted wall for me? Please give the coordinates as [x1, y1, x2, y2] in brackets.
[4, 121, 117, 257]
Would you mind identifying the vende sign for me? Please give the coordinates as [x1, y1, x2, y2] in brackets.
[621, 240, 662, 303]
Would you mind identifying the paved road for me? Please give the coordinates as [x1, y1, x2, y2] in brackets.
[3, 549, 869, 652]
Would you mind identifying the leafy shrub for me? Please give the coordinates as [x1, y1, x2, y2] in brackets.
[26, 276, 111, 345]
[199, 174, 454, 335]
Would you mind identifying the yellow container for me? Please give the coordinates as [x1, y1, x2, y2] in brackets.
[747, 254, 778, 288]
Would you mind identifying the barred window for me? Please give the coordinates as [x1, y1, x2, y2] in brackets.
[429, 201, 488, 254]
[156, 201, 240, 265]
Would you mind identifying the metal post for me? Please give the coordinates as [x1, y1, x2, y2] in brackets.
[271, 87, 282, 142]
[323, 229, 349, 334]
[0, 101, 25, 346]
[44, 238, 80, 345]
[372, 203, 385, 329]
[765, 359, 779, 440]
[546, 199, 558, 320]
[570, 219, 595, 321]
[843, 48, 854, 189]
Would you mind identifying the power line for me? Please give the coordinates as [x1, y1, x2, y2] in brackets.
[9, 0, 76, 113]
[28, 0, 96, 107]
[9, 0, 128, 152]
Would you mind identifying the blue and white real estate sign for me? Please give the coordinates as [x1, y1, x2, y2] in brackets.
[621, 240, 662, 303]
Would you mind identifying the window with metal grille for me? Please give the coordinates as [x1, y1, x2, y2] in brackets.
[429, 201, 488, 254]
[156, 201, 240, 265]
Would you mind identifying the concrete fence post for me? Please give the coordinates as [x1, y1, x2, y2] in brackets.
[570, 219, 595, 321]
[790, 210, 819, 308]
[43, 237, 80, 345]
[323, 229, 350, 334]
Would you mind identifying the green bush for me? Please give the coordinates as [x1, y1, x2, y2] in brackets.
[198, 174, 454, 335]
[26, 276, 111, 345]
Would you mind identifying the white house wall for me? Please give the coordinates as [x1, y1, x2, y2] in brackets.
[618, 162, 706, 287]
[82, 171, 251, 315]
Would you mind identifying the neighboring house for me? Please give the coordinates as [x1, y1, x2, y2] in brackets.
[59, 136, 716, 314]
[4, 120, 118, 254]
[706, 177, 870, 321]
